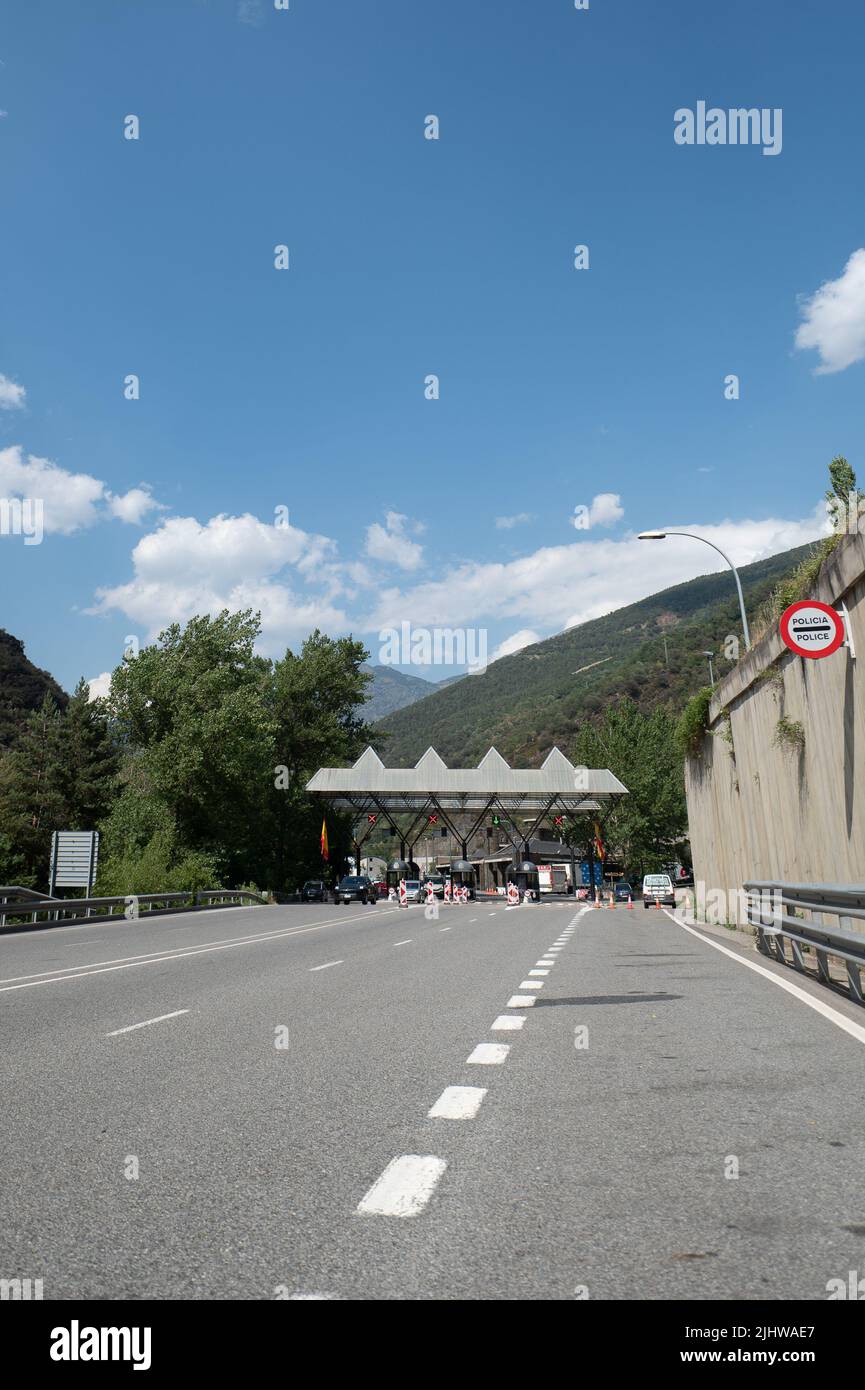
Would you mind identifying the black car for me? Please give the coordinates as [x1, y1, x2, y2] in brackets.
[301, 879, 328, 902]
[336, 875, 374, 905]
[613, 881, 633, 903]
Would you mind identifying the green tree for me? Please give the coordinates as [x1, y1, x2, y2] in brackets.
[267, 631, 374, 888]
[0, 694, 67, 887]
[573, 700, 687, 877]
[105, 610, 276, 885]
[57, 679, 119, 829]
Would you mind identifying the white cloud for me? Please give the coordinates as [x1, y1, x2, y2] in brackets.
[0, 446, 105, 533]
[105, 485, 164, 525]
[85, 672, 112, 701]
[91, 512, 347, 651]
[0, 446, 164, 534]
[489, 629, 542, 662]
[576, 492, 625, 529]
[0, 374, 25, 409]
[795, 248, 865, 374]
[495, 512, 533, 530]
[363, 504, 830, 637]
[364, 510, 424, 571]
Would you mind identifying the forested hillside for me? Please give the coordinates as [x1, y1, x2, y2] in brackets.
[374, 543, 817, 766]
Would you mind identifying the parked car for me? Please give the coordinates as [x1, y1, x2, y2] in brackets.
[403, 879, 422, 903]
[336, 875, 374, 905]
[642, 873, 676, 909]
[301, 879, 328, 902]
[613, 881, 633, 903]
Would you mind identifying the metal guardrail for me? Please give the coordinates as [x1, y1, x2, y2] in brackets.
[744, 880, 865, 1005]
[0, 887, 268, 930]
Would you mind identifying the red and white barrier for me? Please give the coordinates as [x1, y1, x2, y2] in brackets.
[444, 880, 452, 903]
[398, 879, 407, 907]
[506, 881, 519, 905]
[425, 881, 435, 904]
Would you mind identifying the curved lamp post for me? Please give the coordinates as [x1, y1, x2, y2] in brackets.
[638, 529, 752, 650]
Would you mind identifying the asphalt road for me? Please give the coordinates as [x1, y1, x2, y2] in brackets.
[2, 896, 865, 1300]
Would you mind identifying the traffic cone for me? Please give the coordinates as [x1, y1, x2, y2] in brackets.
[655, 895, 660, 910]
[627, 893, 633, 910]
[607, 892, 614, 909]
[594, 891, 602, 908]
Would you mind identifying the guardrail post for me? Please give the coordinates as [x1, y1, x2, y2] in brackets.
[840, 914, 864, 1003]
[815, 948, 831, 983]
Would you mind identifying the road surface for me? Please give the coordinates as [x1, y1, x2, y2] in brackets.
[2, 897, 864, 1300]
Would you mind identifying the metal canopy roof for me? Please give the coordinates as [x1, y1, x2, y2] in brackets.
[306, 745, 628, 812]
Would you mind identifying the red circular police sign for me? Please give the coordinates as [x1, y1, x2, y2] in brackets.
[779, 600, 845, 658]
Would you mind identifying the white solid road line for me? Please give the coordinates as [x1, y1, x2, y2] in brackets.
[507, 995, 536, 1008]
[663, 909, 865, 1049]
[491, 1014, 525, 1030]
[519, 980, 544, 989]
[105, 1010, 189, 1037]
[466, 1043, 510, 1064]
[309, 960, 343, 972]
[0, 908, 398, 994]
[428, 1086, 487, 1119]
[357, 1154, 447, 1217]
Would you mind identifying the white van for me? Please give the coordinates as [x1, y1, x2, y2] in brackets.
[642, 873, 675, 909]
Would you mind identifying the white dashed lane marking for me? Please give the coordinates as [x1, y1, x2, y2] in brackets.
[393, 939, 412, 947]
[528, 968, 549, 976]
[309, 960, 343, 972]
[105, 1010, 189, 1037]
[466, 1043, 510, 1064]
[357, 1155, 447, 1217]
[428, 1086, 487, 1119]
[492, 1014, 525, 1031]
[506, 995, 536, 1008]
[519, 980, 543, 990]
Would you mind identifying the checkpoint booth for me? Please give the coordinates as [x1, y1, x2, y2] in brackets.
[386, 859, 419, 892]
[508, 860, 541, 902]
[449, 858, 477, 901]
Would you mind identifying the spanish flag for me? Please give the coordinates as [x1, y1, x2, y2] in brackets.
[593, 821, 606, 863]
[320, 818, 329, 861]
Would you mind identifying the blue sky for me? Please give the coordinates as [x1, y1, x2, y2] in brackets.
[1, 0, 864, 692]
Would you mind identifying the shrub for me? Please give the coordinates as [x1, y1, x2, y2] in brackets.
[95, 826, 222, 896]
[675, 687, 714, 760]
[773, 717, 805, 754]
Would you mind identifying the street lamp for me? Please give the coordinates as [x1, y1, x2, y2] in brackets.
[638, 530, 751, 649]
[703, 650, 715, 685]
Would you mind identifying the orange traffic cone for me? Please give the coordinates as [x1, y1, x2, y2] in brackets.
[655, 895, 661, 910]
[608, 892, 614, 909]
[594, 891, 602, 908]
[627, 894, 633, 910]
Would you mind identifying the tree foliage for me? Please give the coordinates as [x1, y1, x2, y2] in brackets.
[573, 700, 687, 877]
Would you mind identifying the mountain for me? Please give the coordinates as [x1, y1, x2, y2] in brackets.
[372, 542, 817, 767]
[361, 664, 445, 721]
[0, 629, 69, 748]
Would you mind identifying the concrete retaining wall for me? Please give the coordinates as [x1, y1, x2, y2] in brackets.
[684, 530, 865, 923]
